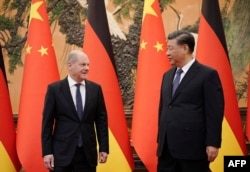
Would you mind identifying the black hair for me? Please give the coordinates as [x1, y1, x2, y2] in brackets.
[168, 30, 195, 53]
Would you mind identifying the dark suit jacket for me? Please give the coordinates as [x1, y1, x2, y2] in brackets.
[157, 60, 224, 160]
[42, 77, 109, 167]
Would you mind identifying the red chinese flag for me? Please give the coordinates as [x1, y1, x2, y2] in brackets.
[0, 46, 21, 172]
[131, 0, 170, 171]
[16, 0, 60, 171]
[196, 0, 247, 171]
[246, 64, 250, 140]
[83, 0, 134, 171]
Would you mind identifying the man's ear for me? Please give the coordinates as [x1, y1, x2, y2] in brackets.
[183, 44, 190, 53]
[67, 62, 72, 70]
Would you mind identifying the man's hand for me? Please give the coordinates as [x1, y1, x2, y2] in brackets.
[99, 152, 108, 163]
[206, 146, 219, 162]
[43, 154, 54, 170]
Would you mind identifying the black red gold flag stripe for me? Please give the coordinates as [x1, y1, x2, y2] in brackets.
[83, 0, 134, 171]
[0, 45, 21, 171]
[86, 0, 116, 73]
[196, 0, 247, 171]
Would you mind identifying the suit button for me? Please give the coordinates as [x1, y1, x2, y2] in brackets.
[168, 106, 172, 109]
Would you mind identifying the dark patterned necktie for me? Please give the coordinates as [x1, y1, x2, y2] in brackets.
[172, 68, 183, 96]
[75, 83, 83, 146]
[75, 83, 83, 119]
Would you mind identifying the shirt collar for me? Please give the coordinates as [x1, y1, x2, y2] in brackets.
[179, 58, 195, 74]
[67, 75, 85, 88]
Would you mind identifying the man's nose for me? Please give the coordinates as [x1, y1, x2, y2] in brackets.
[166, 50, 170, 57]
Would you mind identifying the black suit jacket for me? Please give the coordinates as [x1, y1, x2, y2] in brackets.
[42, 77, 109, 167]
[157, 60, 224, 160]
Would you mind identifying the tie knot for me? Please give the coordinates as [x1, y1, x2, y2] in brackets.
[75, 83, 81, 88]
[176, 68, 183, 75]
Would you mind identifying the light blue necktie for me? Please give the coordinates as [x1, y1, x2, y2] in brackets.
[172, 68, 183, 96]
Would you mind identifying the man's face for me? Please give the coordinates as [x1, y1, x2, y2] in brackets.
[68, 55, 90, 82]
[166, 39, 185, 67]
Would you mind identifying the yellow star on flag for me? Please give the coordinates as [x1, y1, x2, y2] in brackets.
[153, 41, 163, 52]
[38, 46, 48, 56]
[142, 0, 157, 21]
[29, 1, 44, 25]
[140, 40, 148, 50]
[26, 44, 32, 54]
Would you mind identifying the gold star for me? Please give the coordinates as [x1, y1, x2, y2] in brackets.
[154, 41, 163, 52]
[29, 1, 44, 25]
[142, 0, 157, 21]
[38, 46, 48, 56]
[26, 44, 32, 54]
[140, 40, 148, 50]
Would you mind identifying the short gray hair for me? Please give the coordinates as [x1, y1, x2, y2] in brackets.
[67, 50, 88, 63]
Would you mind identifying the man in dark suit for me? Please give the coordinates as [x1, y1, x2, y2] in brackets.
[157, 30, 224, 172]
[42, 50, 109, 172]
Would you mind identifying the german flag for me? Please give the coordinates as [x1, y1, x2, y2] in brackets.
[196, 0, 248, 171]
[16, 0, 60, 171]
[83, 0, 134, 171]
[0, 46, 21, 172]
[131, 0, 170, 171]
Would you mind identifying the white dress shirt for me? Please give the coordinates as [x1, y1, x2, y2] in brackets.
[173, 58, 195, 83]
[67, 76, 86, 111]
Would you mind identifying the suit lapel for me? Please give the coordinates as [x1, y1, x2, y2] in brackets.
[172, 61, 200, 99]
[166, 67, 176, 102]
[60, 78, 79, 117]
[83, 80, 91, 119]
